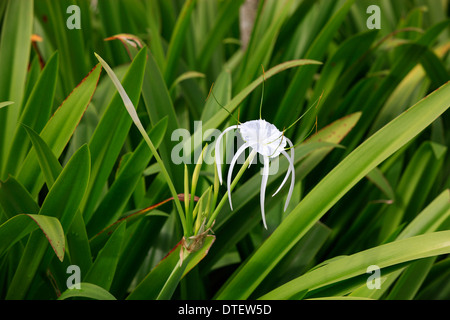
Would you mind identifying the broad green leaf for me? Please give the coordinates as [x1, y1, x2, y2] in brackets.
[96, 0, 131, 65]
[235, 0, 294, 92]
[141, 50, 182, 187]
[370, 43, 450, 135]
[275, 0, 316, 52]
[252, 222, 331, 298]
[216, 80, 450, 299]
[2, 52, 59, 178]
[260, 231, 450, 299]
[84, 223, 126, 290]
[0, 0, 33, 166]
[0, 176, 39, 220]
[23, 123, 93, 274]
[398, 190, 450, 241]
[196, 0, 244, 72]
[386, 257, 436, 300]
[94, 49, 187, 234]
[67, 211, 92, 277]
[378, 141, 447, 241]
[0, 213, 64, 261]
[22, 56, 41, 102]
[345, 19, 450, 151]
[6, 145, 91, 299]
[58, 282, 116, 300]
[274, 0, 355, 129]
[22, 124, 61, 188]
[16, 64, 101, 197]
[83, 48, 147, 223]
[127, 235, 215, 300]
[87, 117, 168, 236]
[307, 30, 379, 125]
[164, 0, 197, 86]
[203, 113, 360, 272]
[144, 0, 165, 68]
[414, 257, 450, 300]
[420, 47, 450, 90]
[349, 189, 450, 299]
[110, 213, 167, 298]
[34, 0, 88, 95]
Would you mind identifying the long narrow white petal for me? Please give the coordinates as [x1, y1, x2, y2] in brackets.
[215, 126, 238, 185]
[272, 137, 294, 196]
[227, 143, 249, 210]
[281, 150, 295, 212]
[260, 156, 270, 229]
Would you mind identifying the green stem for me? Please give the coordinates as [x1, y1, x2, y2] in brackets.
[207, 150, 257, 229]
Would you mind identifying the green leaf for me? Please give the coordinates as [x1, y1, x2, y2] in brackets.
[84, 222, 126, 290]
[22, 123, 93, 274]
[109, 213, 168, 298]
[349, 189, 450, 299]
[196, 0, 244, 72]
[203, 113, 360, 272]
[0, 176, 39, 220]
[6, 145, 91, 299]
[260, 231, 450, 299]
[0, 0, 33, 167]
[16, 64, 101, 196]
[58, 282, 116, 300]
[274, 0, 356, 129]
[95, 49, 187, 236]
[169, 71, 205, 94]
[127, 235, 215, 300]
[345, 19, 450, 151]
[235, 0, 293, 91]
[378, 141, 447, 241]
[0, 101, 13, 109]
[366, 167, 395, 202]
[216, 80, 450, 299]
[141, 50, 182, 187]
[386, 257, 435, 300]
[83, 48, 147, 223]
[2, 52, 59, 178]
[252, 222, 331, 298]
[67, 211, 93, 277]
[164, 0, 197, 86]
[201, 70, 231, 122]
[186, 59, 322, 157]
[34, 0, 88, 95]
[87, 117, 168, 236]
[22, 124, 61, 188]
[398, 189, 450, 241]
[0, 213, 64, 261]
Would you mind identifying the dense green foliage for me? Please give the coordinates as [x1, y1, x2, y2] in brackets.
[0, 0, 449, 300]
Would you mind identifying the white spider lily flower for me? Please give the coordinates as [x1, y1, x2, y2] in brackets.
[215, 119, 295, 229]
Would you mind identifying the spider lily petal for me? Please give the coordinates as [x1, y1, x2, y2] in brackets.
[216, 118, 295, 229]
[260, 155, 270, 229]
[272, 137, 294, 197]
[281, 149, 295, 212]
[215, 125, 238, 184]
[227, 143, 249, 210]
